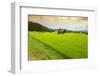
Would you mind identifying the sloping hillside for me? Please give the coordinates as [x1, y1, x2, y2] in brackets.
[28, 21, 54, 32]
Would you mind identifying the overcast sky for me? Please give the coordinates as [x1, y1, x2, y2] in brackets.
[28, 15, 88, 31]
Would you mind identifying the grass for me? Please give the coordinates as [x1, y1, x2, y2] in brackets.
[28, 31, 88, 60]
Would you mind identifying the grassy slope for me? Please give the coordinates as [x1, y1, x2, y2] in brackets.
[28, 32, 88, 60]
[28, 33, 67, 60]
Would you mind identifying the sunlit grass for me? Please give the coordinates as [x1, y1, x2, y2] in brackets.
[28, 32, 88, 60]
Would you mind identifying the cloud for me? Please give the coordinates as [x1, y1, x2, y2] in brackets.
[28, 15, 88, 31]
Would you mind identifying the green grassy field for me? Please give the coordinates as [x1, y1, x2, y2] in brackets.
[28, 31, 88, 60]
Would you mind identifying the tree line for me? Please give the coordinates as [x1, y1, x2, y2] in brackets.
[28, 21, 88, 35]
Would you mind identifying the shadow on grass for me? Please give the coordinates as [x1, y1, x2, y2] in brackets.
[30, 36, 72, 59]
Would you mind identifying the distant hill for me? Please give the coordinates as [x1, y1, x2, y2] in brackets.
[28, 21, 88, 34]
[28, 21, 54, 32]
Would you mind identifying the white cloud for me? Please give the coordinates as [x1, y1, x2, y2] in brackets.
[28, 16, 88, 32]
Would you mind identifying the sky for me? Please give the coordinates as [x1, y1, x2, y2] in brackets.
[28, 15, 88, 32]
